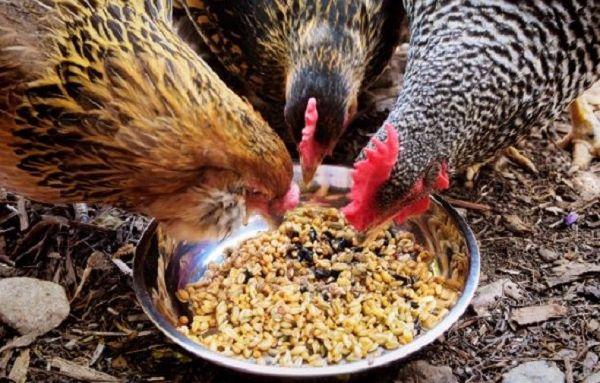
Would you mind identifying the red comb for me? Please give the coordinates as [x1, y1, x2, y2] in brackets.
[342, 123, 399, 230]
[298, 98, 318, 160]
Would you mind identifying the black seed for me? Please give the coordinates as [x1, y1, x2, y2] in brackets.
[414, 319, 422, 334]
[298, 247, 314, 264]
[322, 292, 330, 301]
[332, 238, 351, 252]
[300, 286, 308, 293]
[322, 231, 335, 239]
[309, 228, 318, 242]
[288, 230, 299, 238]
[314, 268, 331, 279]
[331, 270, 341, 279]
[286, 243, 300, 258]
[243, 270, 252, 283]
[394, 274, 411, 284]
[410, 301, 419, 309]
[352, 246, 364, 252]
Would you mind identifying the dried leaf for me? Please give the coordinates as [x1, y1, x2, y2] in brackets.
[0, 349, 13, 375]
[50, 357, 121, 382]
[111, 355, 128, 370]
[0, 332, 39, 353]
[8, 349, 29, 383]
[112, 244, 135, 259]
[547, 262, 600, 287]
[504, 214, 532, 233]
[89, 342, 105, 367]
[511, 304, 567, 325]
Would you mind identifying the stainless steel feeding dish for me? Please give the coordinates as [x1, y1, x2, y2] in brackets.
[133, 164, 480, 377]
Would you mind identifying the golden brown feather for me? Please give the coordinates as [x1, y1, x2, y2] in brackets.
[177, 0, 403, 182]
[0, 0, 295, 240]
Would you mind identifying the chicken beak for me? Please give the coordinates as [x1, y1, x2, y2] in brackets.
[300, 148, 329, 187]
[301, 162, 319, 187]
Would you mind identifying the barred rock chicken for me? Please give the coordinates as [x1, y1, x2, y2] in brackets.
[177, 0, 403, 183]
[0, 0, 298, 241]
[343, 0, 600, 232]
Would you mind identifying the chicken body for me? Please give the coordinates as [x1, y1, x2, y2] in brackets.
[178, 0, 402, 182]
[0, 0, 295, 240]
[343, 0, 600, 231]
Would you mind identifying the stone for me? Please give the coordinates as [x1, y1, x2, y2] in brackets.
[539, 247, 559, 262]
[471, 279, 520, 315]
[502, 361, 565, 383]
[572, 171, 600, 201]
[584, 372, 600, 383]
[395, 360, 458, 383]
[0, 277, 70, 335]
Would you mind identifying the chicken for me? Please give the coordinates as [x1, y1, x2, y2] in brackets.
[0, 0, 298, 241]
[343, 0, 600, 232]
[177, 0, 403, 183]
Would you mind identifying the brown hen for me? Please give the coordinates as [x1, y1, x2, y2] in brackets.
[177, 0, 403, 183]
[0, 0, 297, 241]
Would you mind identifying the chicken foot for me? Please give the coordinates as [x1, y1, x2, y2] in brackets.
[558, 95, 600, 172]
[464, 145, 538, 188]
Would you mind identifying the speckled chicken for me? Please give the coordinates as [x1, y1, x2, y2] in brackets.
[0, 0, 298, 240]
[177, 0, 402, 183]
[343, 0, 600, 232]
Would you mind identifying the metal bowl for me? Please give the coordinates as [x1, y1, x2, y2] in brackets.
[133, 164, 480, 377]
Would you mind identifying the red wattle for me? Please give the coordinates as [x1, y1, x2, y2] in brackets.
[270, 182, 300, 214]
[434, 162, 450, 190]
[393, 196, 431, 225]
[342, 124, 400, 230]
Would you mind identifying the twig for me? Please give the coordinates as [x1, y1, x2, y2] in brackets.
[88, 342, 105, 367]
[16, 197, 29, 231]
[564, 358, 573, 383]
[445, 197, 493, 211]
[8, 349, 30, 383]
[0, 333, 39, 354]
[49, 358, 121, 382]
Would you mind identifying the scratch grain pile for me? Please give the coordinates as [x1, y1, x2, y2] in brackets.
[177, 206, 459, 366]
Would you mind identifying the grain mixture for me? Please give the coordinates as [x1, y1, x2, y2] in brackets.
[176, 205, 460, 366]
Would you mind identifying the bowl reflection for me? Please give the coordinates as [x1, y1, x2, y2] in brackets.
[133, 165, 480, 377]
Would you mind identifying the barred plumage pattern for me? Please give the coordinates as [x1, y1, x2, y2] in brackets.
[373, 0, 600, 206]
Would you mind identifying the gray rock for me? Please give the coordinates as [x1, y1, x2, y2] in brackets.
[471, 278, 520, 315]
[0, 277, 70, 335]
[395, 360, 458, 383]
[539, 247, 559, 262]
[585, 372, 600, 383]
[502, 361, 565, 383]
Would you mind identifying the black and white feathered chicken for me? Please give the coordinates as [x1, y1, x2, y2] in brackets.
[343, 0, 600, 231]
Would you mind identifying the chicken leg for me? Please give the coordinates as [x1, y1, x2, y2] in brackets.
[558, 95, 600, 172]
[465, 145, 538, 188]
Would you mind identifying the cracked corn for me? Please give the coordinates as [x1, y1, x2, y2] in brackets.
[176, 205, 459, 366]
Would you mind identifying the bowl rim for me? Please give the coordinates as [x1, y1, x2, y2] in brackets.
[133, 190, 480, 377]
